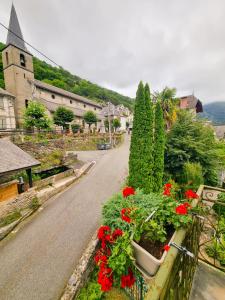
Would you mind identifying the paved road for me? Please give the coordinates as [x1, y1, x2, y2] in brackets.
[0, 136, 130, 300]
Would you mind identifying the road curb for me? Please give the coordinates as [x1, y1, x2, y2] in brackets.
[60, 231, 99, 300]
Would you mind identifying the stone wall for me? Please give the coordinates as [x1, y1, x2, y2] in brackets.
[0, 188, 37, 219]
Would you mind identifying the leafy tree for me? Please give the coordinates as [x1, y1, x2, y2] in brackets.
[153, 100, 165, 192]
[53, 106, 74, 129]
[112, 118, 121, 131]
[128, 82, 154, 193]
[165, 111, 222, 186]
[155, 87, 178, 129]
[83, 110, 98, 130]
[23, 101, 51, 130]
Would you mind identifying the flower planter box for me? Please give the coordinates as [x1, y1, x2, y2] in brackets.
[132, 231, 176, 277]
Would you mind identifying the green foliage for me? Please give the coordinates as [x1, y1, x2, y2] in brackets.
[153, 101, 165, 192]
[102, 189, 164, 231]
[83, 110, 97, 128]
[165, 111, 221, 186]
[23, 101, 52, 130]
[29, 197, 40, 211]
[205, 239, 225, 266]
[213, 193, 225, 217]
[182, 162, 204, 190]
[128, 82, 154, 193]
[108, 232, 134, 279]
[76, 269, 103, 300]
[53, 106, 74, 129]
[0, 210, 22, 227]
[112, 118, 121, 130]
[71, 123, 80, 133]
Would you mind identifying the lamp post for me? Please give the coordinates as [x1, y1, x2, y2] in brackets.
[107, 102, 112, 146]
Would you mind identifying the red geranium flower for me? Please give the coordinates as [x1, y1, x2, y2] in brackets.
[164, 244, 170, 252]
[175, 204, 188, 215]
[185, 189, 199, 199]
[121, 208, 132, 223]
[112, 228, 123, 240]
[164, 183, 172, 189]
[122, 186, 135, 198]
[97, 226, 111, 240]
[163, 188, 171, 196]
[98, 266, 113, 291]
[121, 269, 135, 288]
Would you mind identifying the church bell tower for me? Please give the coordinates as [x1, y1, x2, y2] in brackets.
[2, 4, 34, 127]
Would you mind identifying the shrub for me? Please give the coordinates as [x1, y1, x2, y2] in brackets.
[182, 162, 204, 190]
[71, 123, 80, 133]
[29, 197, 40, 211]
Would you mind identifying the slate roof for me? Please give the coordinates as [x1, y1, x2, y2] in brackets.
[180, 95, 203, 113]
[0, 88, 15, 98]
[36, 97, 104, 120]
[6, 4, 27, 52]
[0, 139, 40, 175]
[33, 80, 102, 109]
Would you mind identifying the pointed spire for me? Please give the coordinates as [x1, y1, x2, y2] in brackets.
[6, 4, 27, 51]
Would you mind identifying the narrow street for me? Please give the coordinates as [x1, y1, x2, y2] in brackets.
[0, 136, 130, 300]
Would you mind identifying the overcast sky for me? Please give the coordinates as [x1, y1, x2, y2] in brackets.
[0, 0, 225, 103]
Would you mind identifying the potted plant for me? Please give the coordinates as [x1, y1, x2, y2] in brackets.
[131, 184, 199, 276]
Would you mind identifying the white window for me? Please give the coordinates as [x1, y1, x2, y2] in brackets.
[0, 117, 6, 129]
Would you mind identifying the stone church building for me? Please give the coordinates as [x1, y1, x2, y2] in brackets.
[1, 4, 104, 130]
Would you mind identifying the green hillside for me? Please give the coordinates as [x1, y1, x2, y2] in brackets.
[199, 102, 225, 125]
[0, 42, 134, 109]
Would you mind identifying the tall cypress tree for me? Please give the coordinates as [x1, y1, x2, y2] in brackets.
[128, 81, 145, 189]
[128, 82, 154, 193]
[142, 84, 154, 193]
[153, 100, 165, 192]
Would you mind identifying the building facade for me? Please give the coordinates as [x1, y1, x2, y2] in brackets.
[0, 88, 16, 130]
[2, 4, 104, 130]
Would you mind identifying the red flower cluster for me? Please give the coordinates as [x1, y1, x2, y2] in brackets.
[122, 186, 135, 198]
[175, 204, 188, 215]
[98, 265, 113, 291]
[96, 226, 124, 292]
[163, 244, 170, 252]
[185, 189, 199, 199]
[112, 229, 123, 240]
[163, 183, 172, 196]
[97, 226, 123, 249]
[121, 208, 132, 223]
[121, 268, 135, 288]
[97, 226, 111, 249]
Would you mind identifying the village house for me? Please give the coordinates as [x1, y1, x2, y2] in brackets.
[101, 103, 133, 131]
[0, 88, 16, 130]
[179, 95, 203, 114]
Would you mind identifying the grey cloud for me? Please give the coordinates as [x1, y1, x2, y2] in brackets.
[0, 0, 225, 103]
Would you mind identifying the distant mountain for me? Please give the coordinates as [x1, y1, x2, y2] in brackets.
[0, 42, 134, 109]
[199, 102, 225, 125]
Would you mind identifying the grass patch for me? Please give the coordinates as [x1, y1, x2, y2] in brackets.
[0, 211, 22, 227]
[29, 197, 41, 211]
